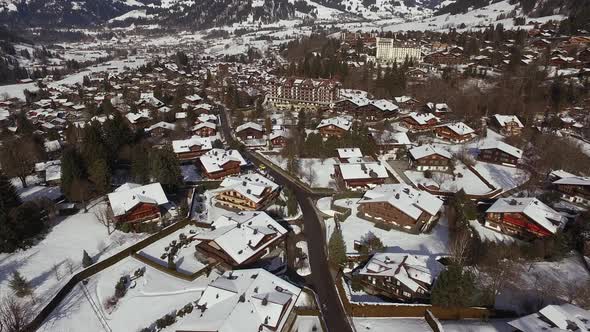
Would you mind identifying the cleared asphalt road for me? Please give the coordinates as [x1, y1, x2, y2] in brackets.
[218, 106, 353, 332]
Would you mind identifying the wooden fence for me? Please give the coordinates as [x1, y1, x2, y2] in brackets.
[25, 218, 192, 331]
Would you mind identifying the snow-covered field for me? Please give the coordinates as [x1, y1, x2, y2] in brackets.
[39, 256, 219, 332]
[495, 254, 590, 314]
[469, 219, 517, 244]
[442, 319, 513, 332]
[0, 56, 147, 100]
[0, 201, 146, 313]
[405, 162, 492, 195]
[291, 315, 323, 332]
[295, 241, 311, 276]
[335, 198, 449, 257]
[180, 164, 202, 183]
[264, 154, 338, 189]
[381, 0, 564, 32]
[138, 226, 207, 275]
[473, 161, 529, 192]
[353, 317, 431, 331]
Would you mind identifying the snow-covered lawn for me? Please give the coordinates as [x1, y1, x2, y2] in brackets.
[469, 220, 517, 244]
[180, 164, 202, 183]
[0, 202, 146, 313]
[474, 162, 529, 192]
[263, 154, 338, 189]
[405, 162, 492, 195]
[39, 256, 219, 332]
[353, 317, 430, 331]
[441, 319, 513, 332]
[335, 199, 449, 257]
[316, 196, 336, 217]
[138, 225, 207, 275]
[495, 254, 590, 314]
[295, 241, 311, 276]
[291, 316, 323, 332]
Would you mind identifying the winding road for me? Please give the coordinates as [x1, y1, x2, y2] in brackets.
[217, 106, 353, 332]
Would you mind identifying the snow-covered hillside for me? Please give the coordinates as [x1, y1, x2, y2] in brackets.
[380, 0, 564, 32]
[340, 0, 436, 20]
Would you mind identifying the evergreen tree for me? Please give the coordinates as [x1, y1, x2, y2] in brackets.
[81, 121, 109, 165]
[328, 226, 347, 266]
[60, 148, 85, 200]
[0, 171, 21, 218]
[9, 271, 32, 297]
[103, 112, 133, 159]
[284, 188, 298, 217]
[131, 145, 151, 184]
[431, 264, 478, 307]
[88, 158, 111, 195]
[82, 250, 93, 268]
[150, 147, 181, 192]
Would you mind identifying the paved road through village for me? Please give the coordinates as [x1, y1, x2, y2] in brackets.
[218, 106, 353, 332]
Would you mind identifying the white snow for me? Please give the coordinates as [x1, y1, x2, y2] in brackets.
[39, 256, 219, 332]
[336, 198, 449, 256]
[353, 317, 430, 331]
[138, 226, 207, 275]
[295, 241, 311, 276]
[0, 201, 147, 314]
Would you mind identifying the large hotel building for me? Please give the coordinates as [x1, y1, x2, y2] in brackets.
[266, 77, 340, 111]
[376, 37, 422, 64]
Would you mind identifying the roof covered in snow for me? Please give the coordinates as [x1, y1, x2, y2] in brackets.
[196, 211, 287, 265]
[493, 114, 524, 128]
[236, 122, 263, 133]
[217, 173, 279, 204]
[338, 162, 389, 181]
[409, 144, 452, 160]
[172, 136, 213, 153]
[406, 112, 440, 125]
[337, 148, 363, 159]
[479, 140, 523, 159]
[359, 184, 443, 220]
[358, 253, 443, 293]
[107, 182, 168, 217]
[486, 197, 566, 234]
[179, 269, 300, 332]
[199, 149, 247, 174]
[317, 116, 352, 131]
[509, 303, 590, 332]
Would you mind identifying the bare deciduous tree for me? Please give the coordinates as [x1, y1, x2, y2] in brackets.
[94, 205, 113, 235]
[0, 138, 40, 188]
[449, 229, 471, 267]
[0, 295, 30, 332]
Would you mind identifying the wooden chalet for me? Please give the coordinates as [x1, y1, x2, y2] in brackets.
[198, 149, 246, 180]
[107, 183, 169, 224]
[492, 114, 524, 136]
[478, 141, 523, 166]
[334, 162, 389, 190]
[357, 184, 443, 234]
[434, 122, 476, 143]
[317, 117, 352, 139]
[236, 122, 264, 140]
[194, 212, 287, 268]
[356, 253, 442, 302]
[402, 112, 440, 132]
[192, 122, 217, 137]
[408, 145, 453, 171]
[484, 197, 566, 239]
[172, 136, 213, 161]
[214, 174, 280, 211]
[269, 130, 289, 148]
[550, 170, 590, 206]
